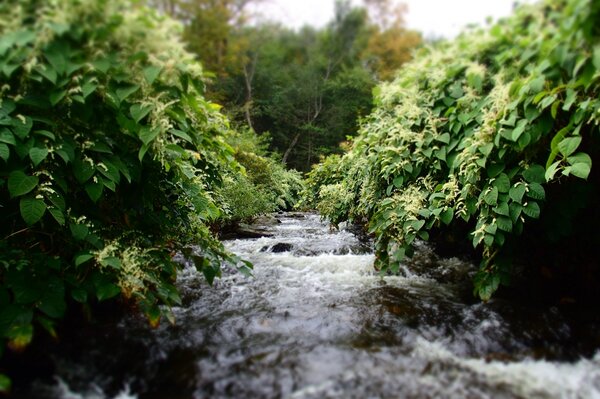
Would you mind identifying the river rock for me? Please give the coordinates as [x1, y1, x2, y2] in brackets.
[252, 215, 282, 226]
[220, 223, 274, 240]
[260, 242, 294, 253]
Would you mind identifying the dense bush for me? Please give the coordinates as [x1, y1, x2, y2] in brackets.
[217, 129, 304, 223]
[0, 0, 263, 389]
[307, 0, 600, 300]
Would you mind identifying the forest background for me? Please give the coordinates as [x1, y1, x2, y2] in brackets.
[151, 0, 422, 170]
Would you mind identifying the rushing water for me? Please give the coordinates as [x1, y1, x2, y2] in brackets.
[15, 213, 600, 398]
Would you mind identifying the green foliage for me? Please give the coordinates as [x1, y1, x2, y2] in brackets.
[306, 0, 600, 300]
[217, 129, 305, 222]
[0, 0, 251, 366]
[162, 0, 420, 171]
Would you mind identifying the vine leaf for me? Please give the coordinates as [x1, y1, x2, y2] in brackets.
[567, 152, 592, 180]
[8, 171, 39, 197]
[509, 184, 526, 203]
[523, 201, 541, 219]
[19, 196, 47, 225]
[557, 136, 581, 158]
[0, 143, 9, 161]
[144, 65, 162, 85]
[29, 147, 49, 166]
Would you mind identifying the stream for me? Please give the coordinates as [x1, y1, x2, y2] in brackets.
[13, 213, 600, 398]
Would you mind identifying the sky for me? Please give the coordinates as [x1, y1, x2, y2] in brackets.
[249, 0, 522, 39]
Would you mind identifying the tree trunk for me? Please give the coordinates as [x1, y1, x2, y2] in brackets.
[282, 132, 301, 165]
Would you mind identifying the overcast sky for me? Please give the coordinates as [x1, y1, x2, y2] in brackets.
[249, 0, 522, 39]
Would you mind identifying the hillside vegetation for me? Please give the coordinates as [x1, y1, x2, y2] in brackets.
[306, 0, 600, 300]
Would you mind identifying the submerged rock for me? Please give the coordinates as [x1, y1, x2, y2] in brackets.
[220, 224, 274, 240]
[260, 242, 294, 253]
[252, 215, 282, 226]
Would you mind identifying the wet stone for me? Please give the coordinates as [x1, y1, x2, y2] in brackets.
[261, 242, 294, 253]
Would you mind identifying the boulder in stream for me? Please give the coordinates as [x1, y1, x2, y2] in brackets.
[260, 242, 294, 253]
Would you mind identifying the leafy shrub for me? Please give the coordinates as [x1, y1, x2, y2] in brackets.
[0, 0, 251, 385]
[217, 129, 305, 222]
[307, 0, 600, 300]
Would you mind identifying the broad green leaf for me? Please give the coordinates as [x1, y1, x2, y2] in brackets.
[509, 184, 526, 203]
[44, 44, 67, 75]
[485, 223, 498, 235]
[138, 143, 151, 162]
[0, 143, 8, 161]
[539, 94, 557, 110]
[562, 89, 577, 111]
[85, 181, 104, 202]
[48, 207, 65, 226]
[49, 89, 67, 106]
[81, 81, 98, 98]
[143, 65, 162, 84]
[547, 123, 577, 168]
[436, 133, 450, 144]
[100, 256, 121, 269]
[478, 143, 493, 157]
[393, 176, 404, 188]
[130, 103, 154, 123]
[139, 126, 160, 146]
[523, 164, 546, 183]
[493, 173, 510, 193]
[37, 65, 57, 84]
[545, 161, 561, 182]
[551, 100, 560, 119]
[8, 171, 39, 197]
[20, 197, 47, 225]
[484, 187, 498, 206]
[567, 152, 592, 179]
[29, 147, 49, 166]
[523, 201, 541, 219]
[69, 223, 89, 240]
[509, 203, 523, 223]
[557, 136, 581, 158]
[467, 72, 482, 91]
[0, 128, 16, 145]
[46, 191, 66, 211]
[493, 202, 510, 216]
[2, 64, 19, 78]
[483, 233, 494, 247]
[527, 183, 545, 200]
[440, 208, 454, 225]
[510, 119, 527, 141]
[593, 45, 600, 69]
[530, 76, 545, 92]
[33, 130, 56, 140]
[170, 129, 194, 144]
[75, 253, 94, 267]
[116, 85, 140, 102]
[97, 160, 120, 183]
[92, 58, 111, 73]
[96, 283, 121, 301]
[12, 117, 32, 139]
[487, 163, 505, 178]
[496, 216, 513, 232]
[73, 157, 95, 183]
[202, 265, 219, 285]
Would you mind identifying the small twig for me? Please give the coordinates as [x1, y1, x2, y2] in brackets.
[3, 228, 30, 240]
